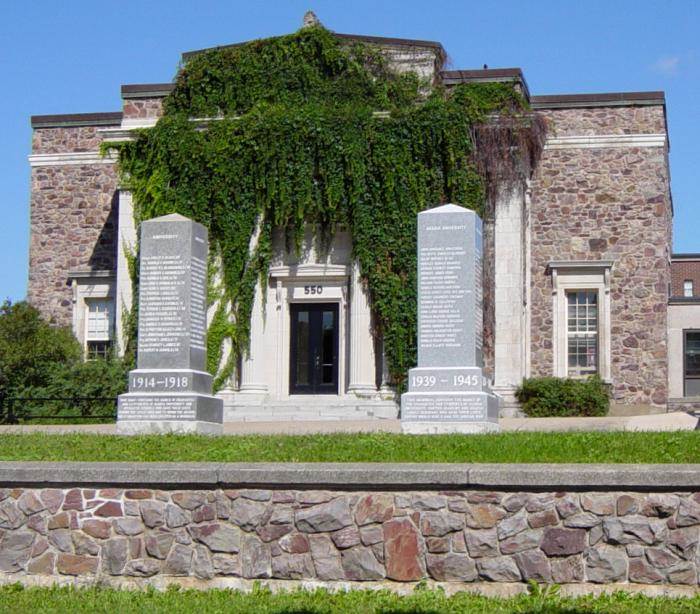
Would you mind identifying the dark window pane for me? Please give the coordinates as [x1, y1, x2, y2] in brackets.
[87, 341, 111, 360]
[685, 332, 700, 378]
[296, 311, 310, 385]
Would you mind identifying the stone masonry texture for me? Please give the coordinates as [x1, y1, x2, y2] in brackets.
[1, 486, 698, 586]
[529, 105, 672, 406]
[28, 162, 118, 327]
[122, 97, 165, 120]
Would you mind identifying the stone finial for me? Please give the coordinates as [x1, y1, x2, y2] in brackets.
[302, 11, 320, 28]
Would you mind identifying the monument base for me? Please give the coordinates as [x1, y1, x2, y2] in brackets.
[117, 391, 223, 436]
[116, 419, 222, 435]
[400, 375, 501, 435]
[401, 421, 500, 434]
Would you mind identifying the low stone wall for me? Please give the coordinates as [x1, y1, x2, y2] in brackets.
[0, 463, 698, 591]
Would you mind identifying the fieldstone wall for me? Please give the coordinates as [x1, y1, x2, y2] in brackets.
[1, 486, 698, 586]
[529, 104, 672, 406]
[122, 97, 165, 121]
[536, 106, 666, 137]
[27, 163, 118, 327]
[31, 126, 107, 155]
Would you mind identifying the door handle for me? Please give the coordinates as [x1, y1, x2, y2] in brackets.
[314, 353, 320, 368]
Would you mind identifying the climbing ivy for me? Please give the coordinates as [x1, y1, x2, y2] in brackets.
[108, 25, 543, 390]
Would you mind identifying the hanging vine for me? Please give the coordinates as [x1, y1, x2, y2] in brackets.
[107, 25, 544, 390]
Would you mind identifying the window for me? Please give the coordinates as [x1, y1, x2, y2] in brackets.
[85, 299, 113, 359]
[684, 280, 694, 297]
[550, 261, 611, 382]
[566, 290, 599, 377]
[87, 340, 112, 360]
[684, 331, 700, 396]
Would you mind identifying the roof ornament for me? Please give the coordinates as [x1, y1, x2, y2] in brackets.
[302, 10, 320, 28]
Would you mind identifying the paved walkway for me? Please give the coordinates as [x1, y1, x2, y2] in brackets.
[0, 412, 696, 435]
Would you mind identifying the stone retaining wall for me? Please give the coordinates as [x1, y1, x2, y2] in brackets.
[0, 463, 698, 591]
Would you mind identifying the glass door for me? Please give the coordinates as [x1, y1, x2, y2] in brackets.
[290, 303, 339, 394]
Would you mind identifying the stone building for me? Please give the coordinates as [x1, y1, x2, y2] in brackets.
[27, 27, 686, 418]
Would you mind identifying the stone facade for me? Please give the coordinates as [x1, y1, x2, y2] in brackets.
[26, 29, 676, 410]
[122, 97, 165, 121]
[529, 105, 672, 406]
[536, 106, 666, 137]
[32, 125, 107, 154]
[28, 162, 118, 327]
[1, 486, 698, 587]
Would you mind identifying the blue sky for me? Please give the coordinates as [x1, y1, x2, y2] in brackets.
[1, 1, 698, 302]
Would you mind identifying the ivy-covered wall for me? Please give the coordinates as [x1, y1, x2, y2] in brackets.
[107, 26, 543, 390]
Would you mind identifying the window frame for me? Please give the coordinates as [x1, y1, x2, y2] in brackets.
[683, 280, 694, 298]
[565, 289, 600, 377]
[85, 298, 113, 342]
[550, 262, 612, 382]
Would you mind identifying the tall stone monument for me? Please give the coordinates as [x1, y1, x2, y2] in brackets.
[117, 214, 223, 435]
[401, 204, 500, 434]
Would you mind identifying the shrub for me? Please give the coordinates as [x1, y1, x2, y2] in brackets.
[0, 301, 128, 422]
[0, 300, 81, 398]
[21, 359, 128, 421]
[515, 376, 609, 418]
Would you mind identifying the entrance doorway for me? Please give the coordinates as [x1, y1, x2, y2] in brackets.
[290, 303, 339, 394]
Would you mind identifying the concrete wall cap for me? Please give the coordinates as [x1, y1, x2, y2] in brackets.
[0, 462, 697, 490]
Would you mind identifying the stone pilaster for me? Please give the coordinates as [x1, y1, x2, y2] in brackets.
[492, 184, 528, 416]
[115, 190, 136, 355]
[239, 281, 269, 394]
[347, 262, 377, 397]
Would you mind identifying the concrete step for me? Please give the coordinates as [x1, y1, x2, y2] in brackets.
[491, 386, 524, 419]
[224, 400, 399, 422]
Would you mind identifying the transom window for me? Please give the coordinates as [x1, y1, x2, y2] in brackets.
[566, 290, 598, 377]
[683, 280, 694, 297]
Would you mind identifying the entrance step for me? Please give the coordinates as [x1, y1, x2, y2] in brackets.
[224, 400, 399, 422]
[491, 386, 524, 419]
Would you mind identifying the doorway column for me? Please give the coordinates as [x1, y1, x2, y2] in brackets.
[239, 281, 268, 394]
[347, 262, 377, 397]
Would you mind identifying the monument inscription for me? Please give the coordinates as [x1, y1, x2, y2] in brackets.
[401, 204, 499, 433]
[117, 213, 223, 435]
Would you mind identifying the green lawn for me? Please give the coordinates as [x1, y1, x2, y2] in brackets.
[0, 584, 698, 614]
[0, 431, 698, 463]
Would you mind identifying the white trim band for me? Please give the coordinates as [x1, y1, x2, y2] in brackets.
[544, 133, 666, 150]
[29, 151, 116, 167]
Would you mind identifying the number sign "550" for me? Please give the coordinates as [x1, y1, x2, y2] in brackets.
[304, 285, 323, 295]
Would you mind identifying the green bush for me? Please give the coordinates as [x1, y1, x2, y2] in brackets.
[515, 376, 609, 418]
[22, 359, 128, 422]
[0, 300, 81, 398]
[0, 301, 128, 422]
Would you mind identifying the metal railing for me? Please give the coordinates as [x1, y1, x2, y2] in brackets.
[0, 394, 117, 424]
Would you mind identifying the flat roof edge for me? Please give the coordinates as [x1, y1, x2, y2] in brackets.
[532, 91, 665, 109]
[122, 83, 175, 98]
[31, 112, 123, 129]
[672, 253, 700, 260]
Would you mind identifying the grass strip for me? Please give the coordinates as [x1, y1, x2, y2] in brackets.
[0, 431, 698, 463]
[0, 584, 699, 614]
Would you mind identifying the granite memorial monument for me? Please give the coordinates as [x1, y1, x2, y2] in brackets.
[117, 213, 223, 434]
[401, 204, 500, 433]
